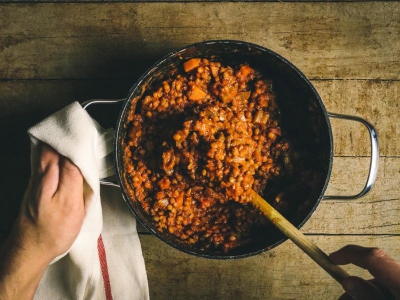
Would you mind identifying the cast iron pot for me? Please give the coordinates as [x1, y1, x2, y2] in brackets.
[83, 40, 379, 259]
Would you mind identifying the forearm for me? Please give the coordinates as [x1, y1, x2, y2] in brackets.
[0, 228, 52, 299]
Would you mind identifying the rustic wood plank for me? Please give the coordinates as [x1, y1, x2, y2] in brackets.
[0, 80, 130, 158]
[1, 2, 397, 299]
[1, 155, 398, 235]
[140, 234, 400, 300]
[0, 3, 399, 80]
[0, 79, 398, 156]
[0, 80, 131, 119]
[315, 79, 400, 157]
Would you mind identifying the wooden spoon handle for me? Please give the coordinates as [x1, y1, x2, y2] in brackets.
[250, 190, 349, 283]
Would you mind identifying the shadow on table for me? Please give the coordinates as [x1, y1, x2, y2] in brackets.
[0, 79, 138, 244]
[0, 38, 180, 243]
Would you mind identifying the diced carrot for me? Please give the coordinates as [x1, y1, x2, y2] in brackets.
[188, 84, 207, 101]
[253, 110, 269, 124]
[201, 199, 211, 209]
[210, 65, 219, 77]
[128, 126, 141, 146]
[158, 177, 171, 190]
[239, 91, 251, 101]
[175, 192, 184, 208]
[239, 65, 252, 77]
[183, 58, 201, 72]
[220, 86, 237, 103]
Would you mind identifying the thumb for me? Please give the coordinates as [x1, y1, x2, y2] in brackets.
[342, 276, 385, 300]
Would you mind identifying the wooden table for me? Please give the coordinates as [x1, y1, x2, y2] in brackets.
[1, 2, 399, 299]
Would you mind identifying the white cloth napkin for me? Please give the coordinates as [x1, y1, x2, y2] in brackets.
[28, 102, 150, 300]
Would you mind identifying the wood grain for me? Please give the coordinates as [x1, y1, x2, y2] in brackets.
[140, 234, 400, 300]
[315, 80, 400, 157]
[1, 2, 399, 299]
[0, 3, 399, 80]
[304, 157, 400, 235]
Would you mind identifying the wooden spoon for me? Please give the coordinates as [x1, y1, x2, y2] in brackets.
[250, 190, 349, 283]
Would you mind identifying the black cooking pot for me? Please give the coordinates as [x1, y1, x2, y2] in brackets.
[83, 40, 379, 259]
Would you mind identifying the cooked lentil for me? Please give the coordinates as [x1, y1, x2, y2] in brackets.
[123, 58, 290, 253]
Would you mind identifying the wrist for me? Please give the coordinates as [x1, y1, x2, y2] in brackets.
[6, 228, 55, 267]
[0, 231, 52, 300]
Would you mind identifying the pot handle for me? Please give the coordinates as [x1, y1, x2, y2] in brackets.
[323, 112, 379, 200]
[81, 98, 125, 110]
[81, 98, 124, 187]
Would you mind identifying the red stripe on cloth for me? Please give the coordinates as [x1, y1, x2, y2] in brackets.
[98, 235, 113, 300]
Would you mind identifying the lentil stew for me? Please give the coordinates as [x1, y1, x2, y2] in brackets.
[124, 58, 298, 254]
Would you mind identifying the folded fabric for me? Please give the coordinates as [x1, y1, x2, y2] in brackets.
[28, 101, 149, 300]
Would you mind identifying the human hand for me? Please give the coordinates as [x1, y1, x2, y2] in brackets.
[330, 245, 400, 300]
[14, 143, 85, 260]
[0, 143, 85, 299]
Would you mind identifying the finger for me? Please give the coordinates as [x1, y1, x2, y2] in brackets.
[342, 276, 386, 300]
[36, 143, 60, 177]
[57, 156, 83, 199]
[329, 245, 381, 267]
[330, 245, 400, 288]
[35, 144, 60, 198]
